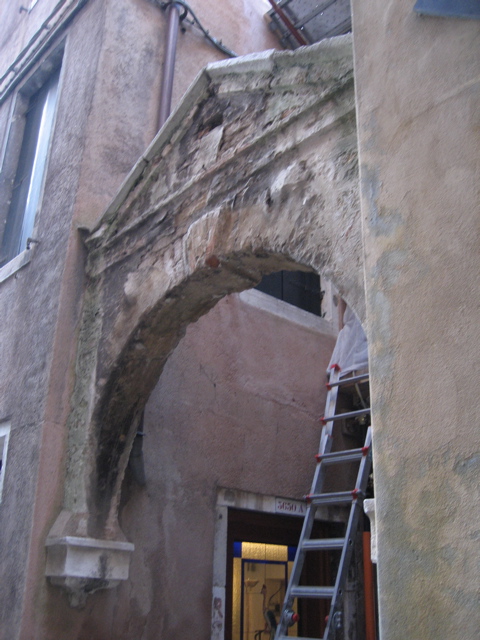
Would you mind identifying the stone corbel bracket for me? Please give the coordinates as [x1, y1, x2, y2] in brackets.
[45, 536, 134, 607]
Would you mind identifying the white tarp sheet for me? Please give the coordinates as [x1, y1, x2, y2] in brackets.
[327, 306, 368, 375]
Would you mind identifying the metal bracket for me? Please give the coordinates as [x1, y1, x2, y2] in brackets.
[333, 610, 343, 630]
[160, 1, 188, 21]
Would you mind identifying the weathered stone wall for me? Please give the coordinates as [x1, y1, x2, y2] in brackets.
[0, 1, 279, 638]
[53, 38, 362, 546]
[352, 2, 480, 638]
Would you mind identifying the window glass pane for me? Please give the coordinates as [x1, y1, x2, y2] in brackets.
[1, 68, 60, 265]
[19, 70, 59, 252]
[0, 424, 11, 502]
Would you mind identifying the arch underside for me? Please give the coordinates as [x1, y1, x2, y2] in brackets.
[54, 36, 363, 542]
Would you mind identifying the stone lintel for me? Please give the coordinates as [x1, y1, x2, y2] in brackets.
[45, 536, 134, 607]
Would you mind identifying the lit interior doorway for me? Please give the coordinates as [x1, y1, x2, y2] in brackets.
[226, 509, 343, 640]
[233, 541, 294, 640]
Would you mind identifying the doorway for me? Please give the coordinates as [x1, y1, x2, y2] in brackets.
[226, 508, 343, 640]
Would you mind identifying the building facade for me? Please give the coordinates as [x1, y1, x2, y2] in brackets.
[0, 1, 478, 639]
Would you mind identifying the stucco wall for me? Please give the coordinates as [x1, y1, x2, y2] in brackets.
[0, 2, 109, 634]
[0, 2, 280, 638]
[108, 292, 336, 640]
[0, 0, 61, 84]
[31, 292, 337, 639]
[352, 2, 480, 638]
[170, 0, 278, 108]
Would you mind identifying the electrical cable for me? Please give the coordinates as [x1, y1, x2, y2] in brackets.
[156, 1, 238, 58]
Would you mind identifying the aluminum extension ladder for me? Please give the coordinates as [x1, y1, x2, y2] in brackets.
[274, 364, 372, 640]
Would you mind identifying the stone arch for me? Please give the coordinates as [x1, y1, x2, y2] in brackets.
[49, 36, 364, 559]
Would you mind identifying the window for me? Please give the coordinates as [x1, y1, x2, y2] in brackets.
[0, 66, 60, 267]
[0, 423, 11, 503]
[255, 271, 323, 316]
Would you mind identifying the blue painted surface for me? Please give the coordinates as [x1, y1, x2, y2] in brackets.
[414, 0, 480, 19]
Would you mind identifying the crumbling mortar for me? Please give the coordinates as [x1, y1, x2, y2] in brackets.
[86, 80, 355, 271]
[59, 43, 363, 539]
[92, 131, 355, 279]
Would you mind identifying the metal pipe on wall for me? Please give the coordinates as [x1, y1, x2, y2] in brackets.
[158, 2, 181, 130]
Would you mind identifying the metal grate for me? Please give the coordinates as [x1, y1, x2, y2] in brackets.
[267, 0, 352, 49]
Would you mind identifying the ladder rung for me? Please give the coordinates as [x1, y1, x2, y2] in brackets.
[306, 490, 363, 506]
[276, 362, 372, 640]
[321, 407, 370, 424]
[302, 538, 345, 551]
[315, 447, 369, 464]
[290, 585, 335, 599]
[326, 372, 369, 389]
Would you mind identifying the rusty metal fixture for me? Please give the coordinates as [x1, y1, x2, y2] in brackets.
[205, 255, 220, 269]
[267, 0, 308, 46]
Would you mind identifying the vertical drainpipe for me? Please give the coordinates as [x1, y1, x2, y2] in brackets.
[158, 2, 182, 130]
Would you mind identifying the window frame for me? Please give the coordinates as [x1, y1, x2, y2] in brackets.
[0, 422, 11, 503]
[255, 270, 324, 317]
[0, 47, 63, 273]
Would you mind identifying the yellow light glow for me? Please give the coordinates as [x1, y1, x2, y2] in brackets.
[241, 542, 288, 562]
[232, 557, 241, 640]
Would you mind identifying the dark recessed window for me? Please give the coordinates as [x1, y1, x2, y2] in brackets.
[255, 270, 323, 316]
